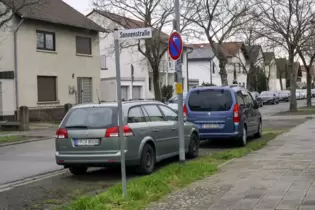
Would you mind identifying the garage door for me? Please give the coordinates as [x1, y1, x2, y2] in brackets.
[78, 77, 92, 104]
[121, 86, 129, 100]
[132, 86, 141, 99]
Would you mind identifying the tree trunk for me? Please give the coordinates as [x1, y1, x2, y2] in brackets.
[306, 67, 312, 107]
[288, 54, 297, 112]
[152, 65, 162, 101]
[219, 60, 228, 86]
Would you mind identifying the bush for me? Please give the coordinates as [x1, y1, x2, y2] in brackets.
[161, 85, 174, 101]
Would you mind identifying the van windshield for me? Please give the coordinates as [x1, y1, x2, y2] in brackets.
[61, 107, 117, 129]
[188, 89, 233, 112]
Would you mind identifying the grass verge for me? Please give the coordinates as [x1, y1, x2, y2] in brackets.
[274, 106, 315, 116]
[60, 132, 281, 210]
[0, 135, 28, 144]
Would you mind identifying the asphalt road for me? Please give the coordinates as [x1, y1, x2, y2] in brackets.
[0, 100, 312, 210]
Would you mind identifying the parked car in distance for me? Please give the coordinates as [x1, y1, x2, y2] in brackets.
[167, 93, 187, 112]
[55, 100, 200, 175]
[259, 91, 279, 104]
[183, 86, 262, 147]
[250, 91, 263, 107]
[278, 90, 290, 102]
[312, 89, 315, 97]
[296, 89, 306, 99]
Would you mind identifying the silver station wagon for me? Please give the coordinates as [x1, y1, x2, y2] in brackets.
[55, 100, 200, 175]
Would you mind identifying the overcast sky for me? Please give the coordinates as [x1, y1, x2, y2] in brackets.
[63, 0, 91, 14]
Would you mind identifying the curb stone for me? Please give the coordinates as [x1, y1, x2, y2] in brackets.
[0, 136, 54, 147]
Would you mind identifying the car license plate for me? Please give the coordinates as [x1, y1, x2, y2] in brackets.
[74, 139, 100, 146]
[202, 124, 219, 129]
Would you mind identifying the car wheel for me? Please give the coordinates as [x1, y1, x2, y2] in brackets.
[69, 166, 88, 175]
[187, 132, 200, 159]
[254, 120, 262, 138]
[138, 143, 155, 175]
[237, 126, 247, 147]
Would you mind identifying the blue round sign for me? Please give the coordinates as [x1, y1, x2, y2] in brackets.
[168, 31, 183, 61]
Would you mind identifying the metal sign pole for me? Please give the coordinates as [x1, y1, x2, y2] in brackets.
[175, 0, 185, 163]
[114, 28, 127, 197]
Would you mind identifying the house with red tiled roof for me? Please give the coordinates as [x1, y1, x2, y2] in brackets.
[87, 10, 191, 100]
[0, 0, 104, 120]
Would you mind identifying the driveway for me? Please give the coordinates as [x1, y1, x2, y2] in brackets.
[0, 138, 62, 185]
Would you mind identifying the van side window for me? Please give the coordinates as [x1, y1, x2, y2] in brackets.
[236, 93, 245, 106]
[128, 106, 146, 123]
[245, 94, 254, 108]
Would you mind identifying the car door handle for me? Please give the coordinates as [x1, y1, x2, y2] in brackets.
[172, 127, 176, 130]
[153, 128, 159, 132]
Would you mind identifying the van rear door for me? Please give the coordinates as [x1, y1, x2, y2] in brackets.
[186, 88, 234, 134]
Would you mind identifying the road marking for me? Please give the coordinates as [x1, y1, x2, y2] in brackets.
[0, 169, 67, 193]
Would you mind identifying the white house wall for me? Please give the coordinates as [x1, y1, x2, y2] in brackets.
[226, 49, 247, 86]
[16, 20, 101, 108]
[187, 60, 221, 86]
[88, 11, 189, 100]
[265, 58, 278, 91]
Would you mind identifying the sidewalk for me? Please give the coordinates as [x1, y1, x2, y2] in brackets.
[148, 119, 315, 210]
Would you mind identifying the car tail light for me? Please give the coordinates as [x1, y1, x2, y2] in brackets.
[105, 125, 134, 138]
[183, 104, 187, 117]
[56, 128, 68, 139]
[233, 104, 240, 123]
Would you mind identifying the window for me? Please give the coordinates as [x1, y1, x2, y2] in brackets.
[243, 82, 245, 87]
[128, 106, 146, 123]
[101, 55, 108, 70]
[76, 36, 91, 55]
[212, 62, 215, 74]
[61, 107, 116, 129]
[244, 93, 254, 108]
[149, 77, 152, 91]
[236, 93, 245, 106]
[188, 89, 233, 112]
[0, 71, 14, 79]
[158, 105, 177, 121]
[37, 76, 57, 102]
[238, 64, 241, 73]
[36, 31, 55, 51]
[143, 105, 164, 122]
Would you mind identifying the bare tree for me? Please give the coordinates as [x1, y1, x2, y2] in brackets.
[183, 0, 251, 86]
[0, 0, 44, 28]
[93, 0, 192, 100]
[297, 26, 315, 107]
[252, 0, 315, 111]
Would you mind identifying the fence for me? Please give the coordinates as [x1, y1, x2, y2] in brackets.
[26, 104, 73, 123]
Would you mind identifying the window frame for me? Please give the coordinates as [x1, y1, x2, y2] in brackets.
[141, 104, 166, 122]
[75, 36, 92, 55]
[157, 105, 178, 121]
[37, 76, 57, 102]
[236, 91, 246, 107]
[127, 105, 146, 123]
[36, 30, 56, 51]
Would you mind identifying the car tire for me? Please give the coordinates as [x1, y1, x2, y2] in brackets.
[254, 120, 262, 138]
[237, 126, 247, 147]
[187, 132, 200, 159]
[69, 166, 88, 175]
[138, 143, 155, 175]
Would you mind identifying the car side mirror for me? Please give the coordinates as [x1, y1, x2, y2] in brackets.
[253, 101, 259, 109]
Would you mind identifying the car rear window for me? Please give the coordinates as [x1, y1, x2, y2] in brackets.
[188, 89, 233, 112]
[61, 107, 117, 129]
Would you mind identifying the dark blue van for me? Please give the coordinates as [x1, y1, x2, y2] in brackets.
[183, 86, 262, 146]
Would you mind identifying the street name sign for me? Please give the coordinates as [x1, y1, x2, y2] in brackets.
[118, 27, 152, 40]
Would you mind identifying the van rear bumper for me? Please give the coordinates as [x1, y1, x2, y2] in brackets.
[199, 132, 240, 140]
[55, 152, 139, 166]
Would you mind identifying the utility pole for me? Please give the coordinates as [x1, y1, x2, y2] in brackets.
[174, 0, 185, 163]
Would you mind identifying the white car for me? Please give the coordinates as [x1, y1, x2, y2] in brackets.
[167, 93, 187, 112]
[296, 89, 306, 99]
